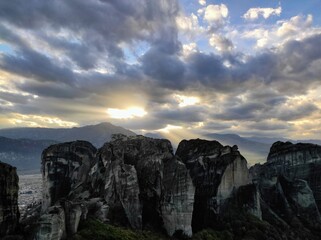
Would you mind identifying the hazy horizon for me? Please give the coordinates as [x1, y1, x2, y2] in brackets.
[1, 0, 321, 143]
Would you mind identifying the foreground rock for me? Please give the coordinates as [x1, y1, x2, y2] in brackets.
[18, 137, 321, 240]
[90, 135, 194, 236]
[250, 141, 321, 239]
[36, 141, 97, 239]
[0, 161, 19, 237]
[176, 139, 250, 232]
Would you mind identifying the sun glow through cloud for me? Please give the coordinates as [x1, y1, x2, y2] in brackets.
[174, 94, 200, 107]
[106, 107, 147, 119]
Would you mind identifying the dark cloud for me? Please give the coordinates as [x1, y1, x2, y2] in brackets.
[141, 49, 185, 89]
[0, 48, 76, 84]
[0, 0, 321, 139]
[213, 102, 265, 121]
[154, 106, 205, 123]
[275, 103, 319, 121]
[246, 121, 291, 131]
[16, 81, 86, 99]
[0, 91, 34, 104]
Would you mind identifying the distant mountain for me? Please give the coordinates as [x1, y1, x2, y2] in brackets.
[244, 136, 291, 144]
[0, 137, 58, 171]
[0, 122, 136, 172]
[246, 136, 321, 146]
[205, 133, 271, 165]
[0, 122, 136, 148]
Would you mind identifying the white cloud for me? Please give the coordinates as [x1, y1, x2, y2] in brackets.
[198, 0, 206, 6]
[243, 6, 282, 20]
[277, 14, 313, 37]
[242, 14, 319, 49]
[209, 34, 234, 52]
[176, 13, 203, 36]
[181, 42, 198, 57]
[8, 113, 78, 128]
[204, 4, 228, 24]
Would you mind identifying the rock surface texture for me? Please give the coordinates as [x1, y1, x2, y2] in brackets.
[90, 135, 194, 236]
[7, 137, 321, 239]
[0, 161, 19, 237]
[176, 139, 250, 232]
[250, 141, 321, 239]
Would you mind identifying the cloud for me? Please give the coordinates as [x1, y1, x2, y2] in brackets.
[203, 4, 228, 27]
[0, 0, 321, 142]
[199, 0, 206, 6]
[209, 34, 234, 52]
[242, 14, 319, 49]
[243, 6, 282, 20]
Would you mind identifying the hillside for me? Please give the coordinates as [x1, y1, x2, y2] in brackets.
[0, 137, 58, 171]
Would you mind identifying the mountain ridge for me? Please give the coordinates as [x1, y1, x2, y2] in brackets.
[0, 122, 136, 171]
[0, 122, 136, 148]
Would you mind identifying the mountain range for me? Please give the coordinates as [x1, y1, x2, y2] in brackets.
[1, 122, 321, 171]
[0, 122, 135, 172]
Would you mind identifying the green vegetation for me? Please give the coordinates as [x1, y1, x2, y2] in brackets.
[72, 207, 281, 240]
[72, 219, 236, 240]
[192, 229, 233, 240]
[72, 219, 166, 240]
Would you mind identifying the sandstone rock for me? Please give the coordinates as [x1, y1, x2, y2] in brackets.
[231, 184, 262, 220]
[250, 141, 321, 238]
[251, 141, 321, 212]
[0, 161, 19, 237]
[176, 139, 250, 232]
[41, 141, 96, 211]
[90, 157, 142, 229]
[161, 156, 194, 236]
[34, 205, 66, 240]
[90, 134, 194, 236]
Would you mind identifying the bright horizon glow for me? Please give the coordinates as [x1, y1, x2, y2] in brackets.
[106, 107, 147, 119]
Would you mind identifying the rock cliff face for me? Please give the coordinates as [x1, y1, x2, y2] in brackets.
[36, 135, 196, 238]
[22, 137, 321, 240]
[90, 135, 194, 236]
[34, 136, 252, 239]
[251, 141, 321, 211]
[41, 141, 97, 211]
[0, 162, 19, 237]
[250, 141, 321, 239]
[37, 141, 97, 239]
[176, 139, 250, 232]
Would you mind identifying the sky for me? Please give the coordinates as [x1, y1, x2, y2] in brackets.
[1, 0, 321, 143]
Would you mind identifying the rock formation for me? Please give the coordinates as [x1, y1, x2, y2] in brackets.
[41, 141, 97, 211]
[10, 137, 321, 240]
[90, 134, 194, 236]
[36, 141, 97, 239]
[0, 161, 19, 237]
[250, 141, 321, 239]
[251, 141, 321, 211]
[176, 139, 250, 232]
